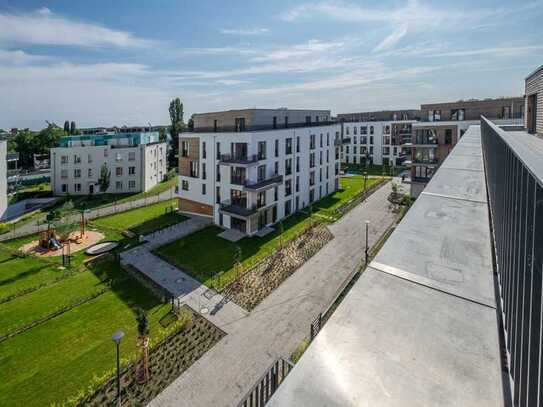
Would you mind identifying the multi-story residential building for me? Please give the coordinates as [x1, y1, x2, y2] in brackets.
[340, 121, 415, 167]
[178, 108, 341, 236]
[421, 96, 524, 122]
[526, 64, 543, 136]
[0, 139, 7, 219]
[337, 109, 421, 122]
[50, 132, 167, 196]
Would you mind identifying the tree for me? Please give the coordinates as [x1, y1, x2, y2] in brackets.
[11, 130, 36, 168]
[98, 163, 111, 193]
[70, 121, 77, 135]
[168, 98, 184, 168]
[136, 308, 150, 383]
[158, 127, 168, 142]
[36, 124, 63, 153]
[64, 121, 70, 134]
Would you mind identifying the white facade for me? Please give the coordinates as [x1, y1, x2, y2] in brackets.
[340, 121, 414, 166]
[50, 136, 167, 196]
[0, 140, 7, 219]
[179, 125, 341, 235]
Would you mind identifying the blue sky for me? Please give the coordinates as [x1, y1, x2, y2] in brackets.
[1, 0, 542, 129]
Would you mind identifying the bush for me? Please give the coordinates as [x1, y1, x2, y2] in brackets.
[0, 223, 9, 235]
[164, 169, 177, 181]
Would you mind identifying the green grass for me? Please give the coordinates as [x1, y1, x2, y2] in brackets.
[91, 199, 186, 235]
[9, 182, 52, 204]
[155, 176, 382, 289]
[342, 163, 404, 176]
[0, 258, 179, 407]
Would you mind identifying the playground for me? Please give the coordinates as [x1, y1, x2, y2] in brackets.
[20, 230, 105, 257]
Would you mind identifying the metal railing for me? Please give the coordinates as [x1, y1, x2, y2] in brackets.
[220, 154, 259, 165]
[481, 117, 543, 407]
[191, 121, 337, 133]
[237, 358, 294, 407]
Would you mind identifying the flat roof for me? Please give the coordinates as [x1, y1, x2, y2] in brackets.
[421, 97, 523, 108]
[526, 64, 543, 80]
[193, 108, 330, 116]
[268, 125, 504, 407]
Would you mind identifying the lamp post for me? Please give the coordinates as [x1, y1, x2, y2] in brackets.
[112, 330, 125, 407]
[364, 171, 368, 192]
[365, 220, 370, 265]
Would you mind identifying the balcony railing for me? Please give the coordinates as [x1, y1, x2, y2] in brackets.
[244, 175, 283, 191]
[220, 154, 259, 165]
[481, 116, 543, 407]
[412, 157, 438, 165]
[219, 200, 257, 217]
[190, 121, 337, 133]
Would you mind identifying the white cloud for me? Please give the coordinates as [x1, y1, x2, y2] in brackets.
[251, 39, 344, 62]
[219, 28, 269, 35]
[0, 8, 155, 48]
[373, 25, 408, 53]
[430, 45, 543, 58]
[0, 49, 53, 65]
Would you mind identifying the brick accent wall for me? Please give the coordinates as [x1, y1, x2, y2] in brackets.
[179, 137, 200, 177]
[178, 197, 213, 216]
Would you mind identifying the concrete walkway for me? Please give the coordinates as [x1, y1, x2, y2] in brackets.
[149, 180, 400, 407]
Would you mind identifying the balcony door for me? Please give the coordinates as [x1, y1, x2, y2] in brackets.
[231, 189, 247, 207]
[231, 143, 248, 160]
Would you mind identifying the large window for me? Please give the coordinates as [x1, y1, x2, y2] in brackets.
[286, 138, 292, 155]
[258, 141, 267, 160]
[181, 141, 189, 157]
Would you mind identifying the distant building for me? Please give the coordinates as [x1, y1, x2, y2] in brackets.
[526, 65, 543, 136]
[337, 109, 421, 122]
[50, 132, 167, 196]
[178, 108, 340, 236]
[421, 97, 524, 122]
[0, 140, 7, 219]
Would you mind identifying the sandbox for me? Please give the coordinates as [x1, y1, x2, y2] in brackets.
[20, 231, 105, 257]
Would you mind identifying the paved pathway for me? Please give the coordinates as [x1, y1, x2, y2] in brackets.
[149, 180, 400, 407]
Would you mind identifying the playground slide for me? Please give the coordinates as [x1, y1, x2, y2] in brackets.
[49, 237, 62, 250]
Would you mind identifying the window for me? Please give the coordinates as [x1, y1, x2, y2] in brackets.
[310, 171, 315, 186]
[128, 167, 135, 175]
[360, 126, 367, 135]
[214, 120, 218, 132]
[275, 139, 279, 157]
[116, 167, 123, 176]
[354, 136, 357, 144]
[274, 186, 278, 201]
[285, 158, 292, 176]
[202, 142, 206, 159]
[295, 196, 299, 211]
[285, 179, 292, 196]
[182, 180, 189, 191]
[451, 109, 465, 121]
[309, 152, 315, 168]
[129, 180, 136, 189]
[273, 116, 277, 129]
[116, 181, 122, 190]
[309, 189, 315, 203]
[354, 146, 357, 155]
[202, 163, 207, 180]
[370, 126, 374, 135]
[61, 184, 68, 193]
[181, 141, 189, 157]
[370, 136, 374, 145]
[104, 148, 108, 157]
[190, 161, 198, 178]
[284, 116, 289, 128]
[115, 152, 122, 162]
[216, 142, 221, 160]
[383, 147, 390, 156]
[305, 115, 311, 124]
[74, 183, 81, 192]
[361, 136, 367, 144]
[285, 199, 292, 216]
[353, 126, 357, 135]
[235, 117, 246, 132]
[320, 133, 323, 148]
[326, 133, 330, 146]
[369, 146, 374, 155]
[286, 138, 292, 155]
[74, 169, 81, 178]
[87, 154, 93, 163]
[258, 141, 267, 160]
[346, 127, 350, 135]
[61, 155, 68, 165]
[202, 183, 206, 195]
[216, 186, 221, 203]
[444, 129, 453, 144]
[61, 169, 68, 179]
[310, 134, 316, 150]
[128, 151, 135, 161]
[296, 156, 300, 173]
[274, 161, 279, 175]
[74, 155, 81, 164]
[258, 165, 266, 182]
[429, 109, 441, 121]
[319, 151, 323, 165]
[216, 164, 221, 182]
[88, 168, 93, 177]
[296, 137, 300, 153]
[326, 150, 329, 163]
[326, 166, 329, 179]
[296, 176, 300, 192]
[257, 191, 266, 208]
[345, 146, 349, 154]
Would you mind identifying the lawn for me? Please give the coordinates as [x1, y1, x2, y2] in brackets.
[342, 163, 404, 176]
[0, 257, 180, 407]
[91, 199, 186, 235]
[155, 176, 383, 289]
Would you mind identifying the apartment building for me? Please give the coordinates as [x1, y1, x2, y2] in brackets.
[178, 108, 341, 236]
[50, 132, 167, 196]
[340, 121, 415, 167]
[421, 96, 524, 122]
[526, 64, 543, 136]
[0, 140, 7, 219]
[337, 109, 421, 122]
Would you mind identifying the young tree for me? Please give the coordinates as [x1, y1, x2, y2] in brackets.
[168, 98, 184, 168]
[98, 163, 111, 193]
[136, 308, 150, 382]
[70, 121, 77, 135]
[64, 121, 70, 133]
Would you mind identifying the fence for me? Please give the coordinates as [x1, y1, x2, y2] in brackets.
[237, 358, 294, 407]
[481, 117, 543, 407]
[0, 188, 176, 241]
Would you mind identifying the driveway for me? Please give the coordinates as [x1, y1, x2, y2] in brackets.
[149, 180, 400, 407]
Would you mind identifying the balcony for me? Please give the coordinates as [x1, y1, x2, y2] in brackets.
[219, 200, 257, 218]
[219, 154, 259, 166]
[412, 157, 438, 166]
[244, 175, 283, 191]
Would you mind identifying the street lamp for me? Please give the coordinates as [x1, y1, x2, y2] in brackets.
[112, 330, 125, 406]
[365, 220, 370, 265]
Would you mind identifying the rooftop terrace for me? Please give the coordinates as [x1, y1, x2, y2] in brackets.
[58, 131, 160, 147]
[268, 124, 506, 406]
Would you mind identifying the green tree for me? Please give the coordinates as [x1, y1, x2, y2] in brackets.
[98, 163, 111, 193]
[168, 98, 184, 168]
[36, 125, 63, 154]
[70, 121, 77, 135]
[158, 127, 168, 142]
[63, 121, 70, 133]
[11, 130, 37, 168]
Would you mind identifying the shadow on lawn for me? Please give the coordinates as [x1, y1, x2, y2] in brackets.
[0, 263, 53, 287]
[130, 212, 187, 236]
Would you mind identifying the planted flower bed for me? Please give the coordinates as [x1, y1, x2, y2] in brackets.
[78, 307, 225, 406]
[223, 223, 334, 310]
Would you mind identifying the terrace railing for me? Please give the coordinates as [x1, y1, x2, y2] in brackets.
[481, 117, 543, 407]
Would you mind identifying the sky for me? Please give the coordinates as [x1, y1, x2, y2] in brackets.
[1, 0, 542, 130]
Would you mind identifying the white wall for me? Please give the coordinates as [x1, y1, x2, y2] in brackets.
[0, 140, 7, 220]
